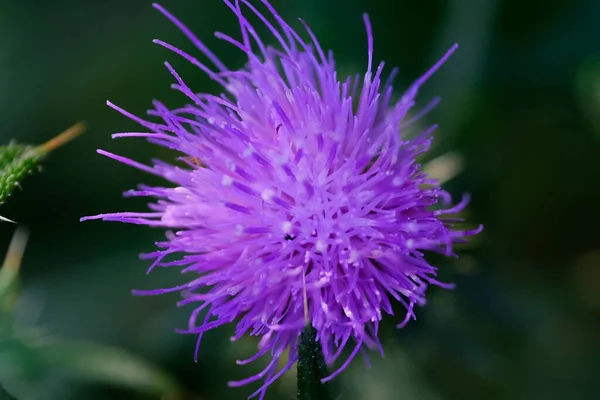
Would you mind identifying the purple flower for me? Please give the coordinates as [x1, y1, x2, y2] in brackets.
[83, 1, 481, 398]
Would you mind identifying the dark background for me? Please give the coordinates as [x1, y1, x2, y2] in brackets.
[1, 0, 599, 399]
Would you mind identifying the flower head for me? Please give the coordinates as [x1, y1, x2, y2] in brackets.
[83, 1, 481, 398]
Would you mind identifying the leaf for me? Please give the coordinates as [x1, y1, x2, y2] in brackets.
[297, 325, 335, 400]
[0, 383, 17, 400]
[37, 341, 183, 398]
[0, 227, 29, 307]
[0, 328, 48, 400]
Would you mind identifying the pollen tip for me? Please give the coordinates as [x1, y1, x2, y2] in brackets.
[96, 149, 111, 157]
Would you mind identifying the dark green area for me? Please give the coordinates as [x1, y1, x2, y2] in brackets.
[0, 383, 17, 400]
[1, 0, 599, 399]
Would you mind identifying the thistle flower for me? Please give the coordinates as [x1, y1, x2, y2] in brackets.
[83, 1, 482, 398]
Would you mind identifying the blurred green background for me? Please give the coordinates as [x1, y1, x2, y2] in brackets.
[1, 0, 600, 399]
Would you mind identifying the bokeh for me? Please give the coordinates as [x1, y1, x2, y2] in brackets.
[1, 0, 599, 399]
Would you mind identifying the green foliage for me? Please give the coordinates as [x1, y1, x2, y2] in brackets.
[36, 341, 183, 398]
[0, 228, 184, 400]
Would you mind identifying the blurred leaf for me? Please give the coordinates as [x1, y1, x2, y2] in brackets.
[1, 226, 183, 400]
[0, 383, 17, 400]
[0, 326, 48, 400]
[0, 227, 28, 307]
[37, 341, 183, 399]
[576, 55, 600, 137]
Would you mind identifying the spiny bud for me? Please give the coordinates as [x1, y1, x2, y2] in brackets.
[0, 142, 42, 205]
[0, 122, 85, 207]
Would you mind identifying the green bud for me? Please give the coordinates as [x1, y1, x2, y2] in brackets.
[0, 143, 42, 206]
[0, 122, 85, 208]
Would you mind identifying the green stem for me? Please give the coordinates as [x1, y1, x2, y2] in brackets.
[297, 324, 335, 400]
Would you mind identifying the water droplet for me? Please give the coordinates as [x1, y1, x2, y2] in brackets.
[221, 175, 233, 186]
[282, 221, 292, 234]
